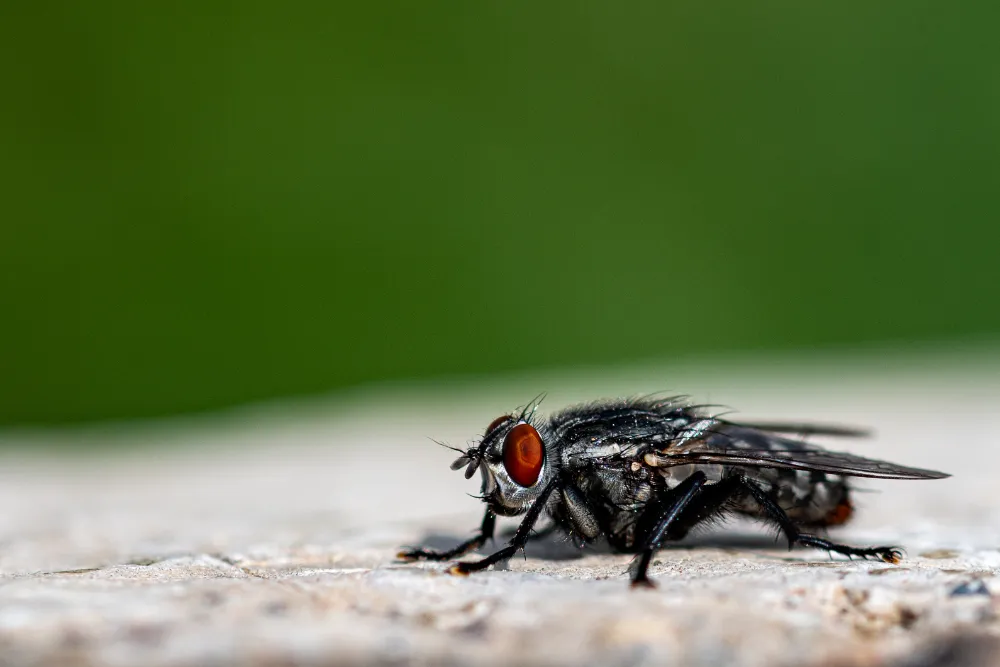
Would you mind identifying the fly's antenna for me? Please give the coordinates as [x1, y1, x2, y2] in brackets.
[430, 437, 466, 456]
[440, 435, 482, 478]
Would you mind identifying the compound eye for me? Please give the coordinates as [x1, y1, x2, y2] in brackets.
[502, 423, 544, 487]
[485, 415, 512, 436]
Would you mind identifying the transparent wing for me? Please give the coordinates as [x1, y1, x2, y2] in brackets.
[654, 424, 949, 480]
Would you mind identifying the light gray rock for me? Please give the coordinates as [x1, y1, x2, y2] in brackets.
[1, 354, 999, 666]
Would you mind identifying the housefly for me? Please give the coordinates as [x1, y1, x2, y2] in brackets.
[399, 395, 949, 587]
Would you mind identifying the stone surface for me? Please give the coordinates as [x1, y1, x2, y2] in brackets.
[1, 354, 999, 666]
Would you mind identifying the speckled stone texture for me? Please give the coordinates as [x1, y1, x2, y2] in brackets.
[1, 355, 999, 667]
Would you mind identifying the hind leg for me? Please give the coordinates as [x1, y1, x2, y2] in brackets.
[632, 474, 901, 589]
[733, 476, 902, 563]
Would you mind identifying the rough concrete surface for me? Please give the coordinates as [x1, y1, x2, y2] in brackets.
[1, 355, 999, 666]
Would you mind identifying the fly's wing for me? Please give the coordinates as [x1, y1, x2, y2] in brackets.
[656, 423, 949, 480]
[732, 421, 871, 438]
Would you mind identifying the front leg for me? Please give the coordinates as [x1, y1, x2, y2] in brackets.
[450, 482, 559, 575]
[398, 510, 496, 562]
[500, 520, 560, 542]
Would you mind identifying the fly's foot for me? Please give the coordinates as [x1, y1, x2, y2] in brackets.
[630, 576, 657, 590]
[875, 547, 904, 564]
[448, 554, 506, 576]
[397, 548, 448, 562]
[448, 563, 470, 576]
[449, 562, 476, 576]
[796, 535, 904, 564]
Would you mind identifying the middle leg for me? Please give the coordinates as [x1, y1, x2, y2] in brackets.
[630, 471, 708, 587]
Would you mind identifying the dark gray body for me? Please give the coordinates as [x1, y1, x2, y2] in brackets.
[531, 400, 852, 551]
[404, 395, 948, 584]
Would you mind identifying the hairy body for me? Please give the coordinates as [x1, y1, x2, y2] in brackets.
[400, 396, 948, 587]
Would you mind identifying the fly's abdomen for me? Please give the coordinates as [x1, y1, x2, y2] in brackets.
[734, 467, 854, 528]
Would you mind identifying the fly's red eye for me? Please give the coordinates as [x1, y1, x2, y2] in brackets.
[485, 415, 511, 436]
[502, 423, 544, 487]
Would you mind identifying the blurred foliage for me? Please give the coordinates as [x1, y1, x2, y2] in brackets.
[0, 2, 997, 425]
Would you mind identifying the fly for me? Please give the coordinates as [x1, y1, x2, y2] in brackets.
[398, 395, 949, 587]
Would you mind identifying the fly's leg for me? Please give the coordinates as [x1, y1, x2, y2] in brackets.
[660, 475, 749, 541]
[500, 520, 560, 542]
[665, 474, 903, 563]
[630, 472, 902, 588]
[397, 510, 496, 562]
[631, 471, 708, 588]
[737, 476, 903, 564]
[450, 482, 559, 575]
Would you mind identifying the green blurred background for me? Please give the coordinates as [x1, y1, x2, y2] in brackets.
[1, 2, 997, 426]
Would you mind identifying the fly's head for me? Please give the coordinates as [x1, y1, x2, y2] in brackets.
[450, 409, 555, 517]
